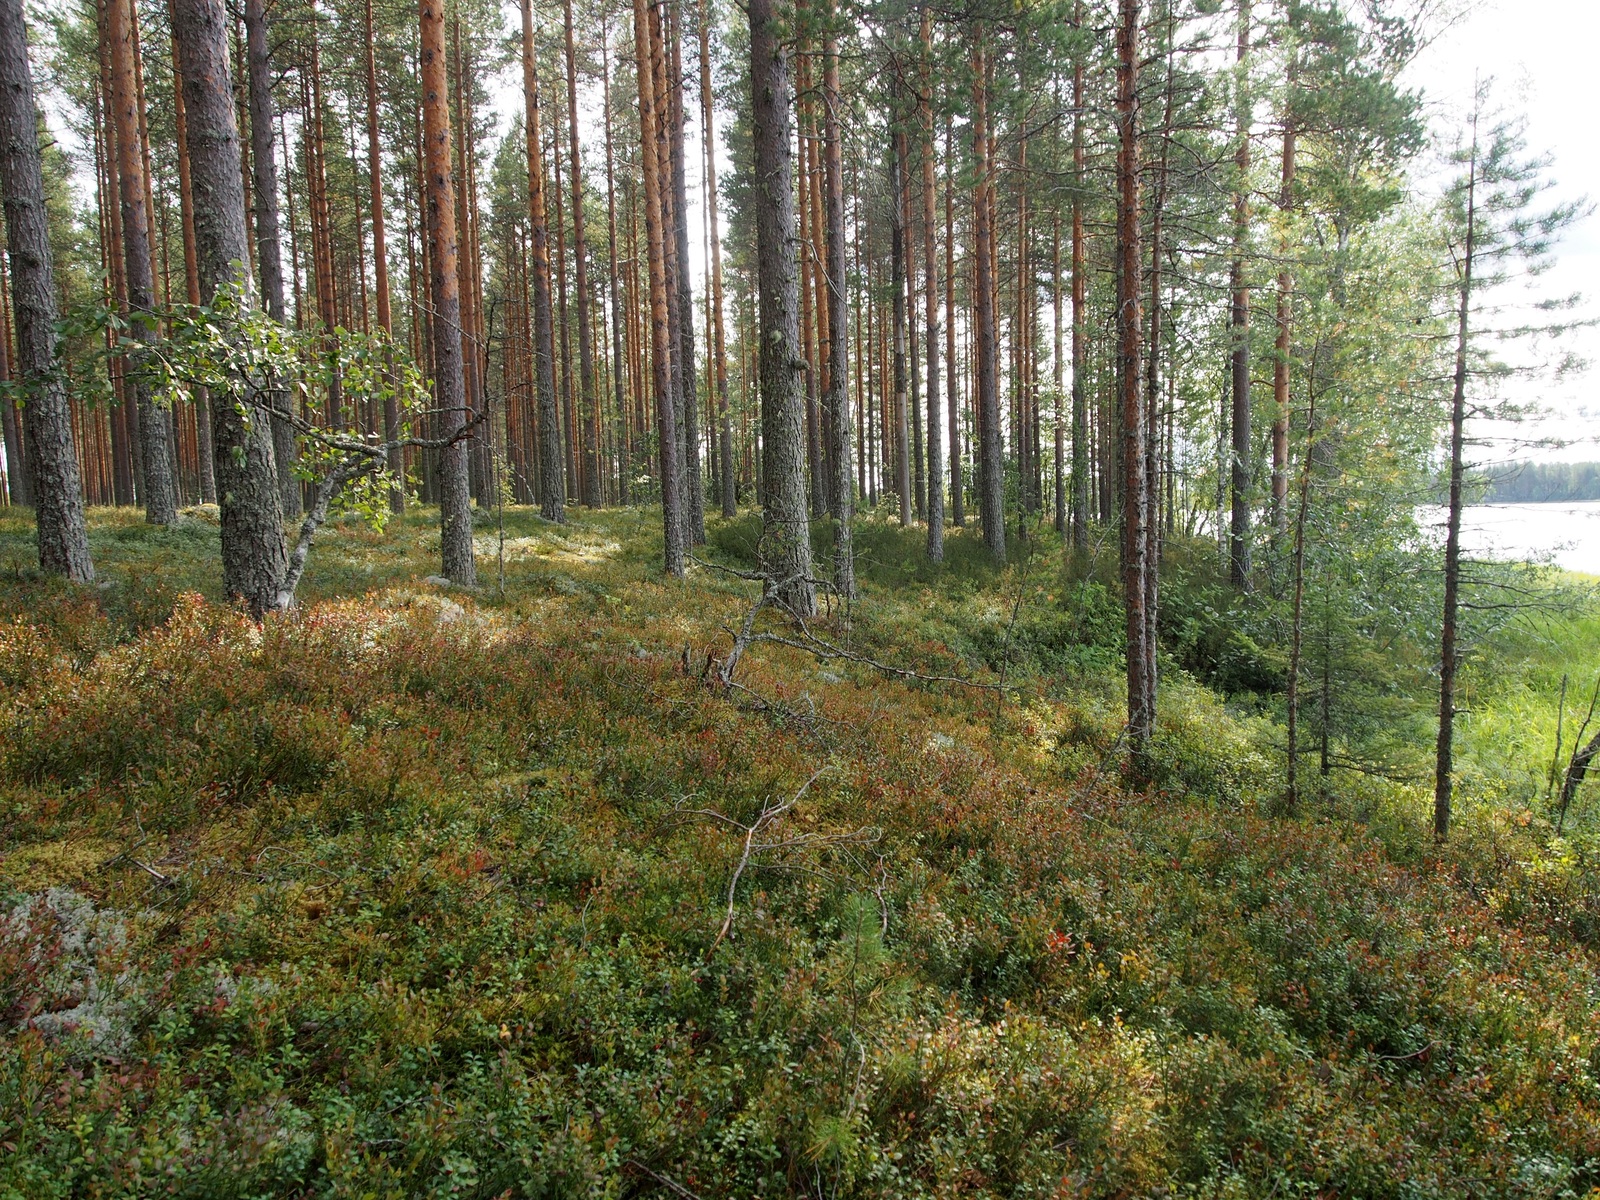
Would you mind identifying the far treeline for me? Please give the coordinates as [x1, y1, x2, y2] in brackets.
[1484, 461, 1600, 504]
[0, 0, 1585, 832]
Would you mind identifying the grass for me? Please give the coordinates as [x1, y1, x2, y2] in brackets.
[2, 503, 1600, 1197]
[1456, 600, 1600, 817]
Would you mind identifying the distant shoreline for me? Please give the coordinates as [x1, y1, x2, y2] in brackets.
[1481, 462, 1600, 504]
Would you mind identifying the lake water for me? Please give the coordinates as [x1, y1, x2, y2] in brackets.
[1420, 502, 1600, 576]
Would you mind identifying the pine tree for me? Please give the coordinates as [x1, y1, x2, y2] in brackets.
[108, 0, 175, 523]
[0, 0, 93, 581]
[171, 0, 286, 613]
[749, 0, 813, 614]
[420, 0, 475, 586]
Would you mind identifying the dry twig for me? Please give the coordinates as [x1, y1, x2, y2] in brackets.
[684, 767, 878, 959]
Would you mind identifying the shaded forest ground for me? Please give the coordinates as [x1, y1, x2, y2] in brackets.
[2, 504, 1600, 1198]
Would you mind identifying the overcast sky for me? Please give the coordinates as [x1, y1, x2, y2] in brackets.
[1404, 0, 1599, 461]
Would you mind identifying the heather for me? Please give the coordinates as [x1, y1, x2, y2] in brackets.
[0, 505, 1597, 1198]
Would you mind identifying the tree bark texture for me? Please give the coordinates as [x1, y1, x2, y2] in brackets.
[633, 0, 684, 573]
[363, 0, 401, 511]
[699, 0, 735, 519]
[823, 12, 853, 595]
[919, 9, 942, 561]
[971, 35, 1004, 562]
[167, 0, 214, 503]
[563, 0, 601, 507]
[522, 0, 565, 522]
[1228, 0, 1252, 588]
[244, 0, 299, 516]
[1070, 12, 1088, 554]
[749, 0, 814, 614]
[172, 0, 287, 613]
[420, 0, 476, 585]
[1436, 126, 1477, 841]
[0, 0, 93, 580]
[666, 5, 704, 543]
[108, 0, 175, 523]
[1117, 0, 1152, 764]
[1271, 76, 1295, 537]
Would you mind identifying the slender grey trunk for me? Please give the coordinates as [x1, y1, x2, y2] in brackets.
[563, 0, 600, 508]
[1117, 0, 1151, 768]
[1070, 59, 1087, 557]
[1436, 118, 1477, 842]
[889, 133, 910, 526]
[920, 10, 942, 560]
[697, 0, 735, 519]
[1228, 0, 1252, 589]
[522, 0, 564, 523]
[667, 6, 704, 542]
[823, 14, 853, 594]
[971, 35, 1004, 562]
[0, 387, 26, 506]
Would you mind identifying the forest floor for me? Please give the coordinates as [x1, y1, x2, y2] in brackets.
[3, 503, 1600, 1198]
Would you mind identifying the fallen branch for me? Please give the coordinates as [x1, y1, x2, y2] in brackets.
[621, 1159, 704, 1200]
[760, 611, 1002, 696]
[691, 555, 998, 697]
[687, 768, 878, 959]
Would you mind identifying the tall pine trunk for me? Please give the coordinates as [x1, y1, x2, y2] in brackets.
[633, 0, 683, 573]
[798, 54, 823, 518]
[603, 29, 628, 505]
[698, 0, 735, 518]
[0, 0, 93, 580]
[1052, 205, 1064, 534]
[667, 4, 704, 543]
[167, 0, 214, 503]
[420, 0, 476, 585]
[108, 0, 175, 524]
[1228, 0, 1252, 588]
[945, 115, 960, 528]
[172, 0, 286, 613]
[1116, 0, 1151, 768]
[749, 0, 814, 614]
[364, 0, 401, 511]
[890, 129, 910, 526]
[521, 0, 565, 522]
[1069, 3, 1088, 554]
[1271, 68, 1296, 538]
[243, 0, 297, 515]
[971, 35, 1003, 561]
[1143, 7, 1175, 732]
[562, 0, 601, 507]
[919, 8, 942, 560]
[1436, 120, 1478, 842]
[305, 9, 341, 431]
[823, 5, 853, 594]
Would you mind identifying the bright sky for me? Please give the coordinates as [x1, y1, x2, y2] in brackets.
[1404, 0, 1600, 462]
